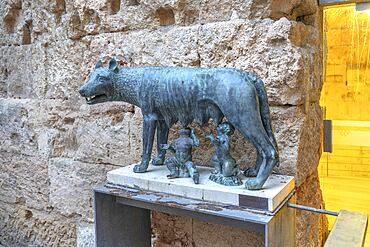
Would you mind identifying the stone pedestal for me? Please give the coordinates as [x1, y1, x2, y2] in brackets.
[107, 164, 295, 212]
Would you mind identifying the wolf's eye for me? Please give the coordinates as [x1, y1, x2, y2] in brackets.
[98, 76, 107, 82]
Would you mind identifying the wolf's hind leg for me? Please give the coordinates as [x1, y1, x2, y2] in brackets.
[229, 116, 278, 190]
[134, 115, 156, 173]
[153, 120, 169, 166]
[245, 133, 278, 190]
[244, 153, 262, 177]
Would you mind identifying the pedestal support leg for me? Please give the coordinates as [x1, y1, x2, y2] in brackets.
[94, 191, 151, 247]
[265, 197, 296, 247]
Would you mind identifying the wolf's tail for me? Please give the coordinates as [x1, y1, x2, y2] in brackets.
[247, 73, 279, 158]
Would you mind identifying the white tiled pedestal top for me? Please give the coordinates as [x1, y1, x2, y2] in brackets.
[107, 164, 295, 212]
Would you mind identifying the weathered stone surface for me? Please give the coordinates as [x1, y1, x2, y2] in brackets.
[152, 212, 264, 247]
[250, 0, 318, 25]
[76, 222, 95, 247]
[0, 98, 139, 245]
[0, 97, 138, 162]
[48, 158, 114, 220]
[0, 152, 48, 211]
[0, 44, 47, 99]
[0, 0, 31, 46]
[152, 212, 193, 247]
[273, 103, 322, 186]
[0, 0, 319, 43]
[43, 39, 90, 101]
[0, 0, 255, 45]
[192, 219, 264, 247]
[0, 206, 76, 247]
[296, 104, 323, 185]
[199, 18, 321, 106]
[73, 105, 140, 165]
[87, 25, 200, 67]
[0, 99, 40, 156]
[296, 170, 329, 247]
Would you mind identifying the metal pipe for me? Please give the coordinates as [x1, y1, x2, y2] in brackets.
[287, 203, 339, 216]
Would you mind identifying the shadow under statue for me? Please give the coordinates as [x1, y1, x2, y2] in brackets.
[79, 58, 279, 190]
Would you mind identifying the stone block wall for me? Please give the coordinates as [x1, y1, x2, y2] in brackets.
[0, 0, 327, 246]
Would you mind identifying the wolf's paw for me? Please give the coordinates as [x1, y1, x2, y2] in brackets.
[152, 156, 165, 166]
[244, 167, 258, 177]
[245, 178, 262, 190]
[133, 163, 147, 173]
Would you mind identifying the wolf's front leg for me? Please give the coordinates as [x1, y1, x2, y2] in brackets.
[152, 120, 169, 166]
[134, 115, 157, 173]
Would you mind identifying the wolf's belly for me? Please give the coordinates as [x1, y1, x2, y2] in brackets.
[155, 99, 224, 127]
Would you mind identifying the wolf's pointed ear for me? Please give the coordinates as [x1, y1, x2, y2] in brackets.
[95, 60, 103, 69]
[109, 58, 119, 73]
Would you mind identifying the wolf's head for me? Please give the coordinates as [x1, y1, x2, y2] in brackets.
[79, 58, 120, 105]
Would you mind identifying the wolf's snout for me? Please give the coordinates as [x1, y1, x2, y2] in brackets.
[79, 87, 86, 96]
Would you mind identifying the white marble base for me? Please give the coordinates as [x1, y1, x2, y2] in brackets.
[107, 164, 295, 212]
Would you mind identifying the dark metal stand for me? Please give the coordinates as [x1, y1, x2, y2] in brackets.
[94, 184, 296, 247]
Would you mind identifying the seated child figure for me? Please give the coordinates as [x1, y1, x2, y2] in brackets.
[161, 128, 200, 184]
[206, 122, 241, 181]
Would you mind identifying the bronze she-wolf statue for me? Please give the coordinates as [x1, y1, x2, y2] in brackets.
[79, 58, 279, 190]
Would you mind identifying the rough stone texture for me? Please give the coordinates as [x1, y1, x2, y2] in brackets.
[296, 171, 329, 247]
[76, 222, 95, 247]
[0, 0, 326, 246]
[152, 212, 264, 247]
[48, 158, 115, 220]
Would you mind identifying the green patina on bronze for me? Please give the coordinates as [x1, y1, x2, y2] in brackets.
[79, 58, 279, 190]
